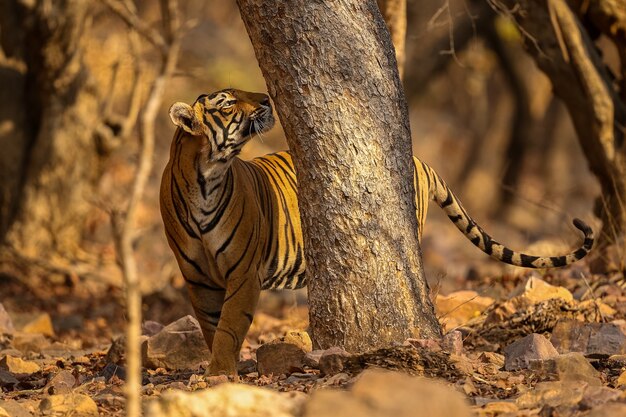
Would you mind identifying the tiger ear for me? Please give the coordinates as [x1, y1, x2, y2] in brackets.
[169, 102, 202, 135]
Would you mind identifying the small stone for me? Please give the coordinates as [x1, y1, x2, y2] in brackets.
[39, 394, 98, 417]
[551, 319, 626, 357]
[516, 380, 584, 409]
[10, 312, 55, 337]
[142, 320, 165, 336]
[318, 347, 352, 376]
[304, 369, 472, 417]
[237, 358, 257, 375]
[586, 403, 626, 417]
[45, 370, 76, 394]
[606, 354, 626, 368]
[0, 355, 41, 375]
[0, 304, 15, 335]
[478, 352, 505, 368]
[206, 374, 229, 386]
[145, 382, 302, 417]
[503, 333, 559, 371]
[100, 363, 126, 382]
[11, 332, 49, 353]
[285, 372, 318, 385]
[142, 315, 210, 370]
[405, 338, 442, 352]
[532, 352, 601, 386]
[435, 291, 494, 331]
[617, 369, 626, 387]
[281, 331, 312, 352]
[442, 331, 463, 355]
[256, 341, 306, 376]
[303, 350, 324, 368]
[107, 335, 149, 364]
[578, 385, 621, 409]
[476, 401, 518, 416]
[0, 400, 32, 417]
[324, 372, 351, 386]
[508, 276, 573, 303]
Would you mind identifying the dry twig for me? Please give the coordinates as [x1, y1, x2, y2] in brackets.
[105, 0, 182, 415]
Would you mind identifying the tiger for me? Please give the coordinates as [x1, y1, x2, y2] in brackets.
[159, 88, 594, 375]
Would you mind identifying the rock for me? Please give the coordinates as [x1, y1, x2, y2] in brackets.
[107, 334, 149, 364]
[435, 291, 494, 331]
[503, 333, 559, 371]
[205, 375, 229, 386]
[531, 352, 601, 386]
[405, 338, 442, 352]
[318, 347, 351, 376]
[617, 369, 626, 387]
[237, 358, 257, 374]
[578, 385, 621, 409]
[508, 276, 573, 303]
[550, 319, 626, 357]
[0, 369, 19, 388]
[142, 320, 165, 336]
[606, 354, 626, 368]
[516, 380, 584, 409]
[45, 370, 76, 395]
[0, 355, 40, 375]
[10, 312, 55, 337]
[0, 400, 33, 417]
[303, 350, 324, 368]
[586, 402, 626, 417]
[442, 331, 463, 355]
[285, 372, 318, 385]
[475, 401, 518, 417]
[146, 382, 302, 417]
[478, 352, 505, 368]
[281, 331, 312, 352]
[39, 394, 98, 417]
[256, 341, 306, 376]
[11, 332, 50, 353]
[142, 315, 210, 370]
[0, 304, 15, 335]
[303, 369, 472, 417]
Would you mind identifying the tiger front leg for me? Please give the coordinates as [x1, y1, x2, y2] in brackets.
[207, 273, 261, 376]
[185, 280, 226, 363]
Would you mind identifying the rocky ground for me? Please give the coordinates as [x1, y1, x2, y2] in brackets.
[1, 265, 626, 416]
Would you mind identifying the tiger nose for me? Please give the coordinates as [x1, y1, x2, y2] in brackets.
[261, 96, 271, 107]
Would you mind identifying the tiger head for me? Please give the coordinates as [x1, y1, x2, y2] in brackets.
[169, 89, 274, 160]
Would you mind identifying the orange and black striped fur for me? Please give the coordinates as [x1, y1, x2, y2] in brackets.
[160, 89, 594, 375]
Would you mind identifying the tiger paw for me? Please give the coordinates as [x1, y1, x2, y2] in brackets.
[206, 358, 237, 376]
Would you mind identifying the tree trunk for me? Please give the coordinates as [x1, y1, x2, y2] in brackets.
[497, 0, 626, 257]
[237, 0, 441, 351]
[0, 0, 104, 261]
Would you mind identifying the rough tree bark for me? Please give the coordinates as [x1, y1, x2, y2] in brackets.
[496, 0, 626, 256]
[0, 0, 104, 261]
[237, 0, 442, 351]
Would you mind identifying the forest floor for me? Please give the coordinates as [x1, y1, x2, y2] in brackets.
[1, 257, 626, 416]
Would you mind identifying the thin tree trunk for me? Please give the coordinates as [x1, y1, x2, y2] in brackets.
[378, 0, 407, 79]
[497, 0, 626, 256]
[0, 0, 103, 260]
[237, 0, 441, 351]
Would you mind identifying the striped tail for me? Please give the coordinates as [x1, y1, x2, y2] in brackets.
[418, 160, 594, 268]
